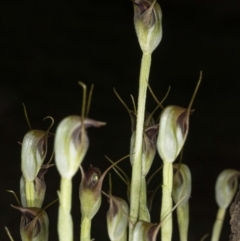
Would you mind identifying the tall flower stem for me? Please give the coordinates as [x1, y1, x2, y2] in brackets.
[161, 161, 173, 241]
[129, 52, 151, 239]
[58, 177, 73, 241]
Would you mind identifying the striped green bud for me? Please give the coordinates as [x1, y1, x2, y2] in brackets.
[215, 169, 240, 209]
[55, 116, 105, 179]
[133, 0, 163, 53]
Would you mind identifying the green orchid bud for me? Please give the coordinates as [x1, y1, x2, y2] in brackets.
[130, 127, 158, 176]
[130, 112, 158, 176]
[103, 193, 129, 241]
[55, 116, 106, 179]
[142, 125, 158, 176]
[132, 220, 160, 241]
[173, 164, 192, 241]
[20, 164, 53, 208]
[21, 130, 48, 182]
[12, 205, 49, 241]
[157, 106, 190, 163]
[79, 166, 103, 219]
[133, 0, 163, 53]
[215, 169, 240, 209]
[173, 164, 192, 206]
[79, 158, 126, 240]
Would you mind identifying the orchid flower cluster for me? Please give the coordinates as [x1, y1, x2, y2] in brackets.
[6, 0, 240, 241]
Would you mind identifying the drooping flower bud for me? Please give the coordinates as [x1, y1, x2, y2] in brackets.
[103, 193, 129, 241]
[211, 170, 240, 241]
[132, 220, 161, 241]
[215, 169, 240, 209]
[12, 205, 49, 241]
[21, 130, 48, 182]
[173, 164, 192, 206]
[133, 0, 163, 53]
[20, 164, 54, 208]
[55, 116, 106, 179]
[157, 106, 190, 163]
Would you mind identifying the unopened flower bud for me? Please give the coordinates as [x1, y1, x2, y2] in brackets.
[79, 166, 103, 219]
[21, 130, 48, 182]
[133, 220, 160, 241]
[133, 0, 163, 53]
[104, 193, 129, 241]
[55, 116, 106, 179]
[20, 164, 53, 208]
[157, 106, 190, 163]
[173, 164, 192, 206]
[12, 205, 49, 241]
[130, 113, 158, 176]
[215, 169, 240, 209]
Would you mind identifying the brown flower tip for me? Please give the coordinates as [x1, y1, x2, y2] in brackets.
[133, 0, 156, 27]
[82, 165, 102, 189]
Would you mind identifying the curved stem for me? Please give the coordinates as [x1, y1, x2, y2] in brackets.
[211, 207, 226, 241]
[129, 52, 151, 239]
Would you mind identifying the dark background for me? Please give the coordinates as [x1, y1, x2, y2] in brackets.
[1, 0, 240, 240]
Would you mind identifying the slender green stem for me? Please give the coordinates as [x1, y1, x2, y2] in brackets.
[176, 202, 189, 241]
[161, 162, 173, 241]
[211, 207, 226, 241]
[139, 176, 150, 222]
[25, 181, 35, 207]
[58, 177, 73, 241]
[129, 52, 152, 239]
[80, 217, 91, 241]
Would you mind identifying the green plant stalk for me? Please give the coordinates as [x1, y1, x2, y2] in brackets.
[58, 177, 73, 241]
[211, 207, 226, 241]
[119, 230, 127, 241]
[176, 202, 189, 241]
[129, 52, 152, 239]
[139, 176, 150, 222]
[161, 161, 173, 241]
[25, 181, 35, 207]
[80, 217, 91, 241]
